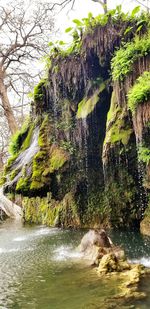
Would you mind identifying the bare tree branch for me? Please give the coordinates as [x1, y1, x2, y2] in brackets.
[0, 0, 54, 135]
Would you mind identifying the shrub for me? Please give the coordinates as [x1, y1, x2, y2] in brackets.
[112, 34, 150, 81]
[128, 71, 150, 113]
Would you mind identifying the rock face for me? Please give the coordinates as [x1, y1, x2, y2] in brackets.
[2, 11, 150, 229]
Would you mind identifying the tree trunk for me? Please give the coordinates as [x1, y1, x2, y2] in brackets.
[93, 0, 108, 13]
[0, 79, 18, 135]
[103, 0, 107, 13]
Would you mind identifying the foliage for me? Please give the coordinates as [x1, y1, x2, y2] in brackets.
[30, 150, 50, 191]
[9, 120, 30, 156]
[60, 141, 75, 155]
[0, 175, 7, 186]
[33, 79, 47, 101]
[104, 106, 133, 145]
[44, 6, 148, 65]
[16, 176, 30, 194]
[104, 170, 137, 228]
[22, 192, 80, 227]
[50, 147, 69, 173]
[138, 145, 150, 164]
[83, 190, 110, 227]
[10, 168, 20, 181]
[38, 115, 50, 147]
[127, 71, 150, 113]
[112, 34, 150, 81]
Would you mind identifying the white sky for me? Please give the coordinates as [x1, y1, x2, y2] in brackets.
[55, 0, 138, 39]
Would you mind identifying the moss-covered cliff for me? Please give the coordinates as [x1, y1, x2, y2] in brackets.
[2, 7, 150, 229]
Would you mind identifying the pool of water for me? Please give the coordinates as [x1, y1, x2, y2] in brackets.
[1, 219, 150, 309]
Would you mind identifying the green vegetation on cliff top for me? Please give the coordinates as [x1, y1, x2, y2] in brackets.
[112, 34, 150, 81]
[128, 71, 150, 113]
[44, 6, 148, 66]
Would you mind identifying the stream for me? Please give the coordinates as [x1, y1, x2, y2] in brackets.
[1, 219, 150, 309]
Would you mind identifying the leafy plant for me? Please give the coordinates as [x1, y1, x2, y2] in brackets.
[33, 78, 47, 101]
[112, 33, 150, 81]
[138, 145, 150, 164]
[128, 71, 150, 113]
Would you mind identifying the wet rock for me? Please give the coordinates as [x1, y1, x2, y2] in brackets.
[97, 252, 130, 274]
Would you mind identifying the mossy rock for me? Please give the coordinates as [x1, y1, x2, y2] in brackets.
[22, 191, 80, 227]
[97, 253, 131, 274]
[0, 175, 7, 186]
[76, 82, 105, 119]
[128, 71, 150, 113]
[104, 107, 133, 146]
[50, 145, 69, 173]
[16, 176, 30, 194]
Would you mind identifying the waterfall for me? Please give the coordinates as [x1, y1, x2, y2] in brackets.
[52, 76, 59, 141]
[7, 127, 39, 186]
[0, 187, 22, 219]
[82, 118, 89, 199]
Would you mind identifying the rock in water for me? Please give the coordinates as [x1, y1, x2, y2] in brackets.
[79, 229, 112, 252]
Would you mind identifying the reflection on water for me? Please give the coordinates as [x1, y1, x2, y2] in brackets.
[1, 219, 150, 308]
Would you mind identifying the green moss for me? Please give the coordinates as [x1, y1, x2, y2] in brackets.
[0, 175, 7, 186]
[58, 192, 80, 227]
[21, 124, 34, 151]
[23, 194, 61, 226]
[9, 121, 30, 156]
[104, 108, 133, 145]
[128, 71, 150, 113]
[138, 146, 150, 164]
[4, 154, 18, 174]
[4, 122, 34, 177]
[38, 115, 50, 148]
[10, 168, 20, 181]
[22, 192, 80, 227]
[29, 115, 52, 191]
[106, 91, 119, 123]
[50, 147, 69, 173]
[16, 176, 30, 194]
[76, 83, 105, 119]
[112, 34, 150, 81]
[60, 141, 75, 155]
[104, 170, 137, 228]
[30, 150, 50, 191]
[83, 190, 110, 227]
[33, 79, 47, 102]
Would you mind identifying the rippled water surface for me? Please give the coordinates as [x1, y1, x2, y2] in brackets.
[1, 219, 150, 308]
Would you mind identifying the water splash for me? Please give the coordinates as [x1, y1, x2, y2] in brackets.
[129, 257, 150, 268]
[53, 245, 83, 262]
[0, 188, 22, 219]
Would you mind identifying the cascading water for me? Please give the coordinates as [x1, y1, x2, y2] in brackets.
[0, 187, 21, 219]
[52, 76, 59, 141]
[6, 127, 39, 187]
[82, 117, 89, 199]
